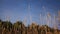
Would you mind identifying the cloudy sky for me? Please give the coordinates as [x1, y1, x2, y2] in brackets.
[0, 0, 60, 28]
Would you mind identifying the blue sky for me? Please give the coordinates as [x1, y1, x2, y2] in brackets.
[0, 0, 60, 28]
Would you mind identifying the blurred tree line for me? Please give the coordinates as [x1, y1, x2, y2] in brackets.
[0, 19, 60, 34]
